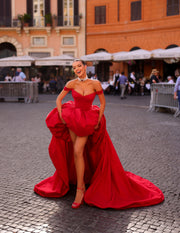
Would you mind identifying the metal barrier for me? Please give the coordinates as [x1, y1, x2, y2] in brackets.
[149, 83, 179, 117]
[0, 81, 39, 103]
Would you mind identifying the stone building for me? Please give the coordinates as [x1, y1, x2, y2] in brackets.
[0, 0, 85, 80]
[86, 0, 180, 80]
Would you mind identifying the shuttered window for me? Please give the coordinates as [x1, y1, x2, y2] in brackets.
[95, 6, 106, 24]
[167, 0, 179, 16]
[131, 1, 141, 21]
[27, 0, 33, 26]
[0, 0, 11, 26]
[57, 0, 63, 26]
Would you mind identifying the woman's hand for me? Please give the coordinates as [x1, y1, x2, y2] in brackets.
[59, 112, 66, 124]
[174, 92, 177, 100]
[94, 122, 100, 130]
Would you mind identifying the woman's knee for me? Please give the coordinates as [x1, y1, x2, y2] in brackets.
[74, 146, 83, 158]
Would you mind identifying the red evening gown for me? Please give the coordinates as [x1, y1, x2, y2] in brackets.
[34, 88, 164, 209]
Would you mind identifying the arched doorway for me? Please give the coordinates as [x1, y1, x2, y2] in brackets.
[0, 42, 17, 58]
[94, 48, 112, 82]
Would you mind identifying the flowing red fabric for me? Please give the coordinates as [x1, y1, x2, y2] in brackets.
[34, 90, 164, 209]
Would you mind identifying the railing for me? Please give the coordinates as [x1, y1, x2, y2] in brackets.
[0, 82, 38, 103]
[0, 15, 80, 28]
[149, 83, 179, 117]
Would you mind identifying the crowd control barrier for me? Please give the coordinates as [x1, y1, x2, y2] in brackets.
[149, 83, 179, 117]
[0, 81, 39, 103]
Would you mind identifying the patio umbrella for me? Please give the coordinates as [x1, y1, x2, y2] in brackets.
[113, 49, 151, 61]
[35, 55, 74, 66]
[0, 55, 35, 67]
[151, 47, 180, 59]
[80, 52, 113, 61]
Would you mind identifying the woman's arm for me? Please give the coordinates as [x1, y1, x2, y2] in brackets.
[94, 81, 106, 129]
[56, 81, 73, 123]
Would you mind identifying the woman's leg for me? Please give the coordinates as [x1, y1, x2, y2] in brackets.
[69, 129, 88, 203]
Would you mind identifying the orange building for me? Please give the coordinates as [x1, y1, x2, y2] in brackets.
[86, 0, 180, 80]
[0, 0, 85, 80]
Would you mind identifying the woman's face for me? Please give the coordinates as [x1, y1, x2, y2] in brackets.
[72, 61, 87, 78]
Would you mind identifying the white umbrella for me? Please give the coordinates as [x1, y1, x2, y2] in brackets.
[151, 47, 180, 59]
[113, 51, 128, 61]
[35, 55, 74, 66]
[0, 55, 35, 67]
[113, 49, 151, 61]
[80, 52, 113, 61]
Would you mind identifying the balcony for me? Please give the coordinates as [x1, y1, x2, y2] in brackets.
[0, 15, 81, 35]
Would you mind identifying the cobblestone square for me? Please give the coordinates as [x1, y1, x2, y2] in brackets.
[0, 94, 179, 233]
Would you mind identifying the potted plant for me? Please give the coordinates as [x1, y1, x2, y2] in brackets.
[45, 13, 52, 26]
[23, 13, 31, 26]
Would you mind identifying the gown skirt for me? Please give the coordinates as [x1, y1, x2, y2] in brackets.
[34, 90, 164, 209]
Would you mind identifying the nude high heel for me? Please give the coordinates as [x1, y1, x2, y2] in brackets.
[71, 187, 85, 209]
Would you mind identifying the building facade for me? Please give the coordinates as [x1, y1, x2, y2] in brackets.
[86, 0, 180, 80]
[0, 0, 85, 59]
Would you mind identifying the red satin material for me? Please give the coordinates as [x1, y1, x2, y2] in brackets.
[34, 91, 164, 209]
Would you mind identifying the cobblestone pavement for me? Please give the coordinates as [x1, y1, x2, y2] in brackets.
[0, 94, 180, 233]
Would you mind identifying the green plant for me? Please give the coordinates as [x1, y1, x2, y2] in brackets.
[23, 13, 31, 23]
[45, 13, 52, 25]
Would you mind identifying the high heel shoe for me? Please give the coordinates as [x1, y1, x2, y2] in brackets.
[71, 187, 85, 209]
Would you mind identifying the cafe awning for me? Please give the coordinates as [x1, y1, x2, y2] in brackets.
[35, 55, 74, 66]
[151, 47, 180, 59]
[0, 55, 35, 67]
[80, 52, 113, 61]
[113, 49, 151, 61]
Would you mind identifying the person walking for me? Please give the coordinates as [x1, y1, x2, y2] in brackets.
[117, 71, 128, 99]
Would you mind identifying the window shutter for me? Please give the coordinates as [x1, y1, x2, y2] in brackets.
[167, 0, 179, 16]
[74, 0, 79, 26]
[27, 0, 33, 26]
[0, 0, 11, 26]
[57, 0, 63, 26]
[6, 0, 11, 26]
[45, 0, 51, 15]
[95, 6, 106, 24]
[131, 1, 141, 21]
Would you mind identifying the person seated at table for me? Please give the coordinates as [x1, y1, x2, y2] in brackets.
[104, 76, 115, 94]
[167, 76, 174, 84]
[4, 73, 12, 82]
[12, 71, 24, 82]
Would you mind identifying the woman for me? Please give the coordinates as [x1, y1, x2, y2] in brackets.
[34, 59, 164, 209]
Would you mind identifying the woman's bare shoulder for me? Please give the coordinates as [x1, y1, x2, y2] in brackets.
[65, 79, 76, 89]
[93, 80, 103, 91]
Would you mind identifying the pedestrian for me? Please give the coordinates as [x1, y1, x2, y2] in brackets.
[174, 69, 180, 110]
[34, 59, 164, 210]
[117, 71, 128, 99]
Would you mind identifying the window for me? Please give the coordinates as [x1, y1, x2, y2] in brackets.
[64, 0, 74, 26]
[62, 37, 74, 45]
[33, 0, 45, 27]
[167, 0, 179, 16]
[29, 52, 50, 57]
[95, 6, 106, 24]
[32, 36, 46, 46]
[131, 1, 141, 21]
[63, 51, 75, 57]
[0, 0, 11, 27]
